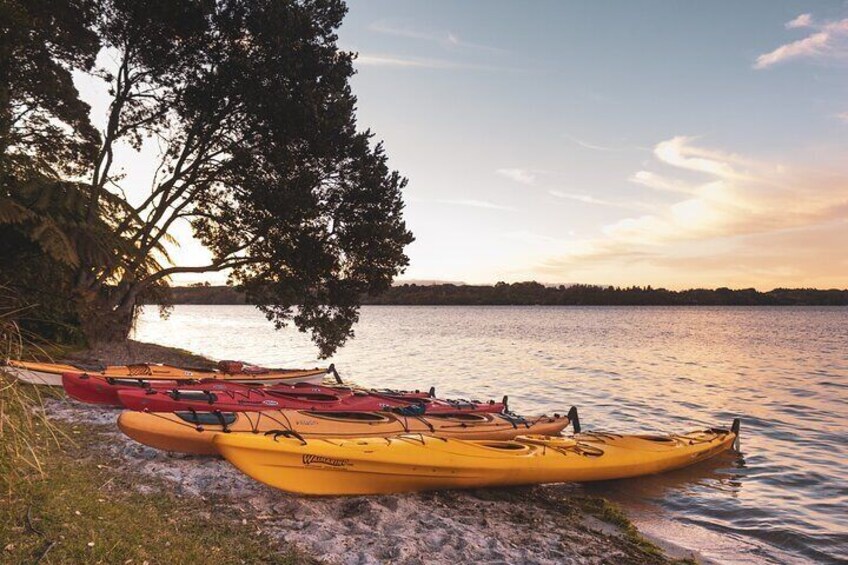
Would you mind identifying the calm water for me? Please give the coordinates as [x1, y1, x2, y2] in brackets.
[134, 305, 848, 564]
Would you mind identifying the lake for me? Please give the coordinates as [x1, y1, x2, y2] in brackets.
[134, 305, 847, 564]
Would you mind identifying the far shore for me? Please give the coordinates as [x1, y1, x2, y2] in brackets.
[147, 283, 848, 307]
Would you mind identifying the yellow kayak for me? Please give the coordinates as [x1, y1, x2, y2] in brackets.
[118, 409, 575, 455]
[2, 359, 328, 386]
[214, 420, 740, 495]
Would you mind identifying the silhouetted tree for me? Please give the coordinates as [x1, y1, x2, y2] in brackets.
[0, 0, 104, 341]
[2, 0, 413, 356]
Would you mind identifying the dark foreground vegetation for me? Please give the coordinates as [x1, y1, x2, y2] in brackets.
[156, 282, 848, 306]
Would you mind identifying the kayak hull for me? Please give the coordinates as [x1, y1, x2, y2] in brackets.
[118, 410, 572, 455]
[214, 422, 739, 495]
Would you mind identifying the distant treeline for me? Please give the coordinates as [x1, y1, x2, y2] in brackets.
[151, 282, 848, 306]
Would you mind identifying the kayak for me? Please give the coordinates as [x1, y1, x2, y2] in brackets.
[62, 371, 434, 407]
[63, 372, 182, 405]
[3, 360, 88, 386]
[213, 419, 740, 495]
[117, 408, 577, 455]
[2, 359, 328, 387]
[117, 385, 507, 414]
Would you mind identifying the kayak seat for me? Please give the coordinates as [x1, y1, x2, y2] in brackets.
[175, 411, 237, 426]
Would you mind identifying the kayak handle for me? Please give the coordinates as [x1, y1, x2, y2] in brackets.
[567, 406, 581, 434]
[328, 364, 344, 385]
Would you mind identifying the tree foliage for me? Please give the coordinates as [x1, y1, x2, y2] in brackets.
[0, 0, 102, 342]
[2, 0, 413, 356]
[0, 0, 100, 175]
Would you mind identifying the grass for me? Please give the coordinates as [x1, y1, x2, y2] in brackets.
[575, 496, 700, 564]
[576, 496, 668, 559]
[0, 374, 312, 564]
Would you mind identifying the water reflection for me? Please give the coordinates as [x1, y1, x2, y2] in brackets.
[134, 305, 848, 564]
[580, 450, 747, 503]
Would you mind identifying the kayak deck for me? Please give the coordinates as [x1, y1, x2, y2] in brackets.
[3, 359, 328, 386]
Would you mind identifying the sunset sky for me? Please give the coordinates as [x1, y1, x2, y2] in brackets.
[337, 0, 848, 289]
[78, 1, 848, 289]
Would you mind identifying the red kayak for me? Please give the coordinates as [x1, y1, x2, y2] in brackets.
[62, 371, 436, 407]
[117, 386, 506, 414]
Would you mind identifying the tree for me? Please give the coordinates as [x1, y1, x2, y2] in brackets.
[0, 0, 103, 341]
[0, 0, 100, 173]
[3, 0, 413, 357]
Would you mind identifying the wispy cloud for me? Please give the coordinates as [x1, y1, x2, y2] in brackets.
[754, 14, 848, 69]
[629, 171, 697, 195]
[548, 190, 652, 211]
[836, 111, 848, 123]
[563, 134, 648, 152]
[369, 20, 505, 54]
[496, 168, 537, 185]
[786, 13, 813, 29]
[356, 54, 471, 69]
[564, 134, 616, 152]
[355, 53, 511, 72]
[505, 230, 571, 246]
[435, 198, 515, 211]
[537, 136, 848, 287]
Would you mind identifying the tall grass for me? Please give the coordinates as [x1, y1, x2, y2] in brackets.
[0, 286, 65, 493]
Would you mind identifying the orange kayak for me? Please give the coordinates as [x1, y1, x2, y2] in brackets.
[3, 359, 328, 386]
[118, 408, 577, 455]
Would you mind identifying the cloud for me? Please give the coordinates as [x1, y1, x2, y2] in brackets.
[549, 191, 611, 205]
[754, 16, 848, 69]
[369, 20, 504, 53]
[629, 171, 697, 194]
[355, 54, 468, 69]
[496, 168, 537, 185]
[786, 13, 813, 29]
[548, 190, 652, 211]
[837, 111, 848, 123]
[435, 198, 515, 211]
[652, 136, 744, 178]
[565, 135, 614, 151]
[355, 53, 511, 72]
[536, 136, 848, 288]
[564, 134, 649, 152]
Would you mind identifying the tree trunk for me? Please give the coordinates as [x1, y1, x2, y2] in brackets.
[76, 295, 136, 344]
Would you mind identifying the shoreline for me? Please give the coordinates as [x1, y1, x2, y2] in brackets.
[15, 340, 703, 564]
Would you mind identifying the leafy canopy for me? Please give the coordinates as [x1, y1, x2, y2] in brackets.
[7, 0, 413, 355]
